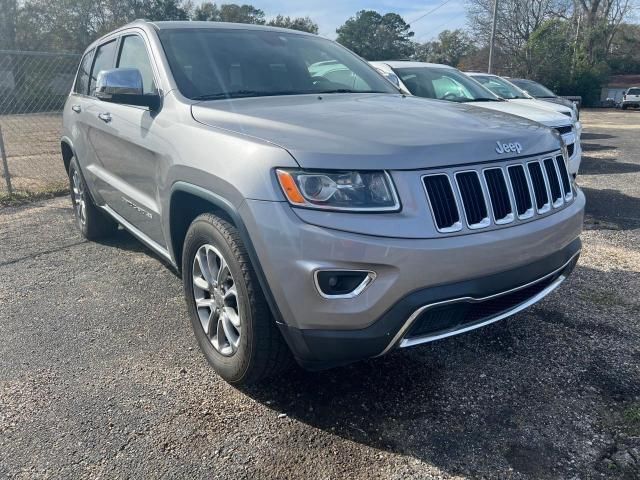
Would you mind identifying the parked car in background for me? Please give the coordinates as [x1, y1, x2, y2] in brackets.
[465, 72, 578, 123]
[371, 61, 582, 176]
[509, 78, 580, 116]
[62, 21, 584, 385]
[621, 87, 640, 109]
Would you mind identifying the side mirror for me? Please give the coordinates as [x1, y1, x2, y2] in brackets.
[95, 68, 160, 111]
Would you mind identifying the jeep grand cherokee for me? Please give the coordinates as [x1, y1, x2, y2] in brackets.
[61, 21, 585, 385]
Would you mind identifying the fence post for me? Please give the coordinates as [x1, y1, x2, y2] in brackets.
[0, 125, 13, 196]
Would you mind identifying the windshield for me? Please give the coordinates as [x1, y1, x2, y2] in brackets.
[628, 88, 640, 95]
[393, 66, 499, 102]
[158, 28, 398, 100]
[470, 75, 530, 99]
[510, 79, 556, 98]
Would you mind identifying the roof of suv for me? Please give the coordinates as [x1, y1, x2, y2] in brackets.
[141, 19, 314, 36]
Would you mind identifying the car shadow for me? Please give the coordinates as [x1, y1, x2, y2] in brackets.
[582, 186, 640, 230]
[239, 265, 640, 478]
[579, 155, 640, 175]
[94, 228, 180, 277]
[580, 132, 616, 141]
[581, 143, 617, 153]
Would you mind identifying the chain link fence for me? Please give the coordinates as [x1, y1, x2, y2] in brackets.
[0, 50, 81, 198]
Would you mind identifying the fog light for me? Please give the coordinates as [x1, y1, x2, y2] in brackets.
[314, 270, 376, 299]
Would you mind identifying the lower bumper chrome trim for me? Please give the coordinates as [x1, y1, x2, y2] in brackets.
[377, 250, 580, 356]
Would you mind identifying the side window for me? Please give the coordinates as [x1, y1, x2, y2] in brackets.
[74, 50, 94, 95]
[89, 40, 117, 96]
[117, 35, 157, 95]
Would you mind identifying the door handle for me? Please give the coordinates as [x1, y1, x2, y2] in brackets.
[98, 112, 112, 123]
[71, 104, 81, 113]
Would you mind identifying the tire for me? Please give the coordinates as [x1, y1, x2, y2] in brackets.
[621, 104, 627, 110]
[68, 157, 117, 240]
[182, 213, 291, 385]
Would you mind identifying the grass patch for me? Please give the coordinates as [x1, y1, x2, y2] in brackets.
[623, 404, 640, 435]
[0, 185, 69, 208]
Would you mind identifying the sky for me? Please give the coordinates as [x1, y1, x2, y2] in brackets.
[194, 1, 468, 42]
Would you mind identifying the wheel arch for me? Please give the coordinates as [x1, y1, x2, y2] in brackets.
[60, 137, 75, 173]
[168, 182, 286, 325]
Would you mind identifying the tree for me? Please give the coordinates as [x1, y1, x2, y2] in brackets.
[608, 23, 640, 73]
[0, 0, 18, 49]
[336, 10, 415, 60]
[413, 29, 477, 67]
[267, 15, 318, 34]
[193, 2, 265, 24]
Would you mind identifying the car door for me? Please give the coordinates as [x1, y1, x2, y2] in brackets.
[65, 48, 95, 175]
[84, 32, 166, 247]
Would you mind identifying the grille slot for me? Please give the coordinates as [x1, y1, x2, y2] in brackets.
[507, 165, 533, 218]
[527, 162, 550, 212]
[543, 158, 563, 206]
[555, 125, 573, 135]
[567, 143, 575, 157]
[555, 155, 573, 198]
[423, 175, 462, 232]
[483, 168, 513, 223]
[455, 171, 490, 228]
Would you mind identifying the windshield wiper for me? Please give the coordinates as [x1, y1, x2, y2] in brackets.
[469, 97, 502, 102]
[317, 89, 387, 94]
[192, 90, 300, 101]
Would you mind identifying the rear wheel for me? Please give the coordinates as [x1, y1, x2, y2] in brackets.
[68, 157, 117, 240]
[182, 213, 291, 385]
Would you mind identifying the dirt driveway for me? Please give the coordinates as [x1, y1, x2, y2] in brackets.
[0, 109, 639, 479]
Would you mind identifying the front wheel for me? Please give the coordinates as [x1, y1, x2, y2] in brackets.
[182, 213, 291, 385]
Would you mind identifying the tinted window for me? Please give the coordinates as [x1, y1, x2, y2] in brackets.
[117, 35, 157, 95]
[158, 29, 397, 100]
[511, 79, 556, 98]
[74, 50, 94, 95]
[472, 75, 528, 99]
[628, 88, 640, 95]
[394, 67, 497, 102]
[89, 40, 117, 96]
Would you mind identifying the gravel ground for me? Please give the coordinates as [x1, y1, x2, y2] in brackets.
[1, 109, 639, 479]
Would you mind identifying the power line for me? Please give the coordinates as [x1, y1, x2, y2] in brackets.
[408, 0, 456, 25]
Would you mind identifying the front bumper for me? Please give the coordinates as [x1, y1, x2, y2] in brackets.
[283, 240, 580, 370]
[239, 189, 585, 369]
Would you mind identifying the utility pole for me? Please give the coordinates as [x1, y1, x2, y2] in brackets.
[488, 0, 499, 73]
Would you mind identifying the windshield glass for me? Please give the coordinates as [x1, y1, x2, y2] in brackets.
[158, 28, 398, 100]
[393, 66, 499, 102]
[628, 88, 640, 95]
[510, 79, 556, 98]
[470, 75, 530, 99]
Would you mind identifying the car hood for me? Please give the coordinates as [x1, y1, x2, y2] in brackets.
[509, 98, 575, 121]
[467, 100, 571, 128]
[191, 94, 561, 170]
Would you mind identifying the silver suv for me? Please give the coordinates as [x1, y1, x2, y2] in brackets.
[61, 21, 585, 385]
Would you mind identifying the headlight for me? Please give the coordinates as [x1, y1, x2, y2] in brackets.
[276, 169, 400, 212]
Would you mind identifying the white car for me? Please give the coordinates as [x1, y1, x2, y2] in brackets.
[465, 72, 579, 123]
[372, 61, 582, 176]
[621, 87, 640, 109]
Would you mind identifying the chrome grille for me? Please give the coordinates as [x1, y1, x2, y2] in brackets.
[422, 151, 574, 234]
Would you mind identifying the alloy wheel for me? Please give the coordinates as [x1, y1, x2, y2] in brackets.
[71, 169, 86, 226]
[192, 244, 241, 356]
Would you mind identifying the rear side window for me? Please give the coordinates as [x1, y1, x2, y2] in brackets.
[117, 35, 157, 95]
[89, 40, 117, 96]
[74, 50, 94, 95]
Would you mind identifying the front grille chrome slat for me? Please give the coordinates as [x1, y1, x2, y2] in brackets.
[483, 168, 514, 224]
[421, 150, 574, 235]
[455, 171, 491, 229]
[423, 174, 463, 233]
[527, 161, 551, 214]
